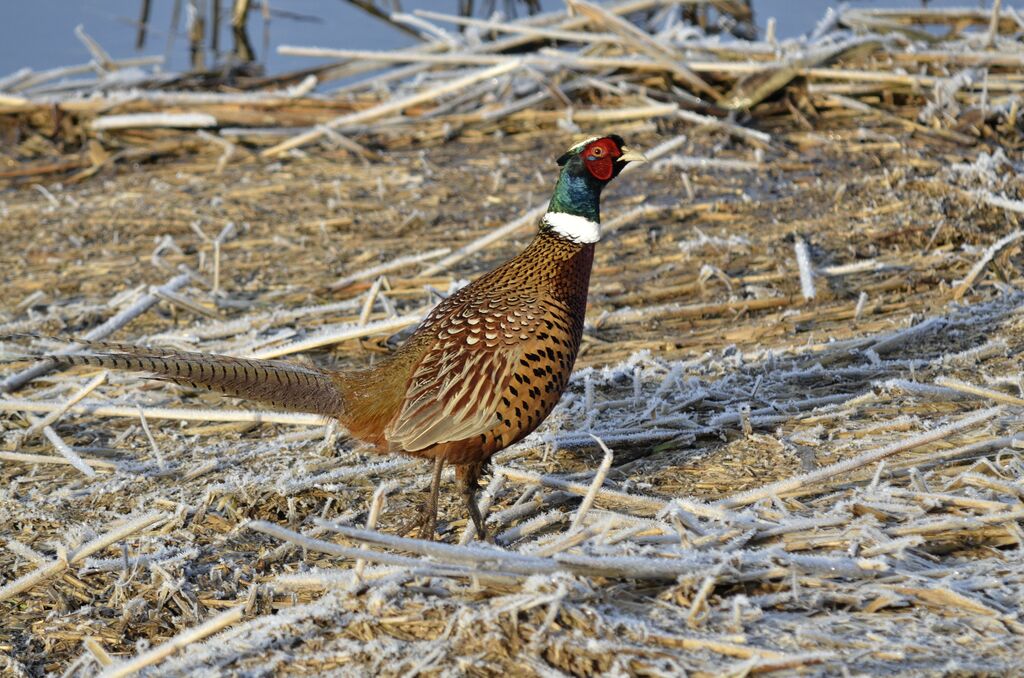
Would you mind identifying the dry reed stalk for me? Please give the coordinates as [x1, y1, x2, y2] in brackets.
[571, 437, 614, 529]
[794, 236, 816, 301]
[568, 0, 719, 101]
[675, 109, 772, 145]
[83, 637, 114, 667]
[413, 9, 621, 45]
[355, 481, 393, 577]
[329, 248, 449, 290]
[951, 228, 1024, 300]
[0, 451, 117, 471]
[32, 417, 96, 478]
[825, 94, 977, 145]
[357, 277, 385, 326]
[261, 61, 522, 157]
[278, 46, 519, 67]
[91, 113, 219, 131]
[421, 205, 548, 275]
[933, 377, 1024, 407]
[248, 520, 484, 575]
[249, 311, 426, 359]
[21, 371, 107, 437]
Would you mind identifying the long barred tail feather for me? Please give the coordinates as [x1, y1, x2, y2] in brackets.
[5, 336, 346, 417]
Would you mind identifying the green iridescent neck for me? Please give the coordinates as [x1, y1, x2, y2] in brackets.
[547, 168, 602, 223]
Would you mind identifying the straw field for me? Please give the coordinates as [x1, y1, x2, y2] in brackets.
[2, 2, 1024, 675]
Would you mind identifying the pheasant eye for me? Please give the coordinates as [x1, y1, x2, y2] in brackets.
[590, 147, 604, 157]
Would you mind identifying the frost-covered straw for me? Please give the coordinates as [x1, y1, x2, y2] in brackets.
[0, 272, 191, 393]
[8, 372, 108, 477]
[571, 436, 614, 530]
[934, 376, 1024, 407]
[719, 407, 1001, 508]
[0, 451, 116, 471]
[250, 311, 426, 359]
[0, 399, 326, 425]
[496, 465, 667, 515]
[355, 481, 395, 577]
[22, 372, 107, 437]
[794, 237, 816, 301]
[0, 512, 167, 602]
[261, 61, 522, 158]
[98, 605, 245, 678]
[951, 226, 1024, 300]
[251, 520, 508, 581]
[34, 418, 95, 478]
[329, 247, 449, 290]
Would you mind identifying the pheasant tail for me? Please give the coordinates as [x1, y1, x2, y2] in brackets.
[47, 340, 345, 417]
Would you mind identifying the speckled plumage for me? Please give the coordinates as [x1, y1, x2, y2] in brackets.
[35, 135, 645, 539]
[339, 230, 594, 465]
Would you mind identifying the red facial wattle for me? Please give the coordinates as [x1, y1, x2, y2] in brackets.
[581, 138, 622, 181]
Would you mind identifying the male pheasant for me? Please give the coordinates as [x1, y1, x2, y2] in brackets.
[15, 135, 645, 539]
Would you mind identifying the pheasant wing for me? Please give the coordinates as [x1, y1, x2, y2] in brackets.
[385, 335, 522, 453]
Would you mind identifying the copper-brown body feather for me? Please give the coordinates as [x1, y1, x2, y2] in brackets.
[340, 231, 592, 464]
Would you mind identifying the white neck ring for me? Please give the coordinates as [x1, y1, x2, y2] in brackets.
[543, 212, 601, 244]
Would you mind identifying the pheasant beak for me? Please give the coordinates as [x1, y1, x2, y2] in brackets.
[618, 146, 647, 164]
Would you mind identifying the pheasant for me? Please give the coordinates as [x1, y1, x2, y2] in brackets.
[12, 135, 645, 540]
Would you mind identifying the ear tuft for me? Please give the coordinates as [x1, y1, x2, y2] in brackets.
[556, 150, 573, 167]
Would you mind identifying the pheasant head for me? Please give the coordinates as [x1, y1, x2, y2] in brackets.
[543, 135, 646, 243]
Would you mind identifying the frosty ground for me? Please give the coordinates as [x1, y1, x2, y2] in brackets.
[3, 117, 1024, 676]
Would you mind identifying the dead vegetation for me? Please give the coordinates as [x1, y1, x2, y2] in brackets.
[3, 1, 1024, 676]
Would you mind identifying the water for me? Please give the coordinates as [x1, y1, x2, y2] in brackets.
[0, 0, 986, 80]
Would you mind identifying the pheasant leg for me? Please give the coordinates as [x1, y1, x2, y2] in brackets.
[418, 456, 445, 540]
[458, 462, 487, 541]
